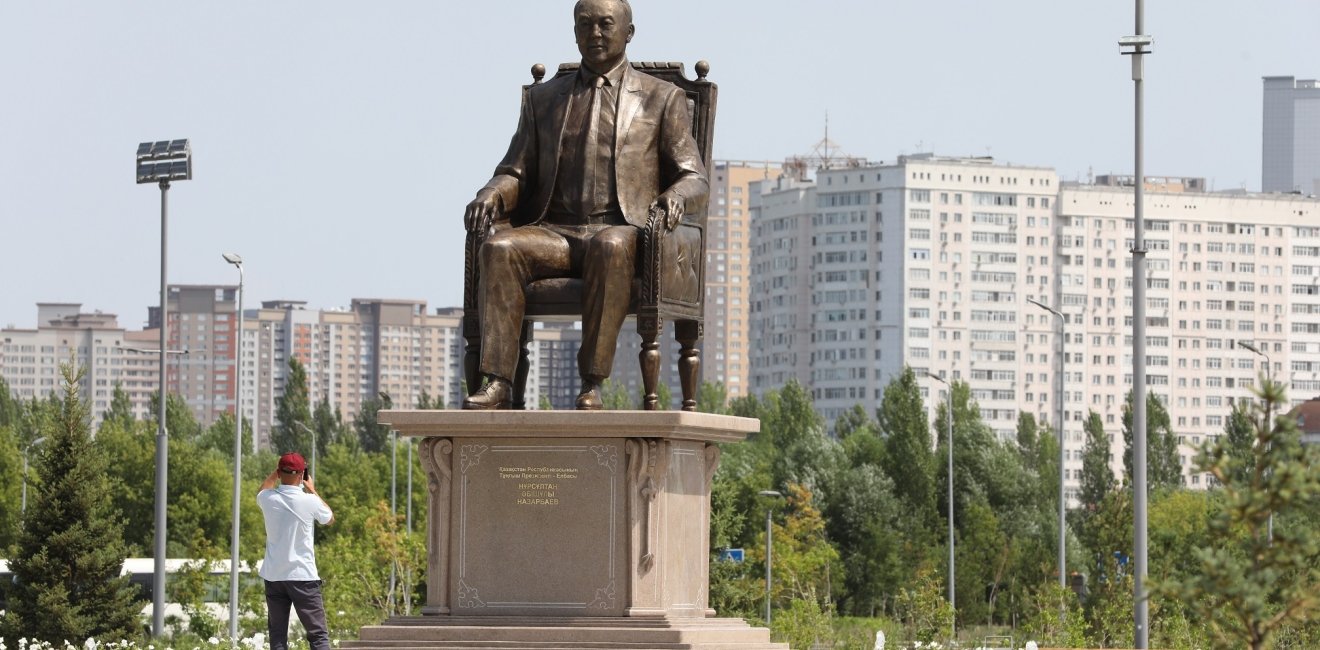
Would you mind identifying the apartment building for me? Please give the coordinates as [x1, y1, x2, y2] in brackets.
[1263, 76, 1320, 196]
[749, 153, 1320, 501]
[246, 299, 464, 448]
[2, 294, 465, 449]
[1, 304, 138, 428]
[527, 322, 583, 410]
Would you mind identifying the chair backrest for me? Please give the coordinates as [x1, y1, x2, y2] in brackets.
[528, 61, 717, 179]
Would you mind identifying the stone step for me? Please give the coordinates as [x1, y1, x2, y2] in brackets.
[345, 616, 788, 650]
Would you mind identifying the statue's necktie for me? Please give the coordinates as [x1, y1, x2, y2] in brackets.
[583, 74, 616, 216]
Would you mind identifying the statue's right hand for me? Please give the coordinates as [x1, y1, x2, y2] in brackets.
[464, 189, 502, 232]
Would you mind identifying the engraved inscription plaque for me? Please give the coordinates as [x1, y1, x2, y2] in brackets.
[452, 437, 625, 616]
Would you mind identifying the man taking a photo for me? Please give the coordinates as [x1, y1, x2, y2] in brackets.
[257, 452, 333, 650]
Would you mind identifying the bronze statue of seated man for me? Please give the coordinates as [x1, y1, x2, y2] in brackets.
[462, 0, 708, 410]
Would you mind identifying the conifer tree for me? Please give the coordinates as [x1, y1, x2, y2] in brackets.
[102, 382, 135, 430]
[877, 367, 935, 520]
[1121, 390, 1182, 488]
[1153, 378, 1320, 650]
[0, 364, 141, 642]
[1079, 409, 1115, 511]
[272, 357, 312, 453]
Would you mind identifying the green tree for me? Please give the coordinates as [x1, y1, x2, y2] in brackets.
[1081, 488, 1135, 648]
[834, 403, 877, 439]
[272, 357, 312, 453]
[1221, 401, 1256, 484]
[758, 381, 833, 494]
[313, 393, 346, 455]
[1019, 580, 1089, 648]
[1152, 378, 1320, 650]
[146, 392, 202, 442]
[821, 457, 901, 616]
[0, 424, 21, 548]
[877, 368, 934, 520]
[0, 376, 20, 428]
[96, 415, 156, 553]
[1122, 390, 1182, 489]
[102, 383, 135, 430]
[0, 364, 142, 643]
[197, 410, 254, 458]
[893, 566, 954, 644]
[696, 381, 729, 414]
[354, 394, 392, 453]
[756, 484, 839, 607]
[600, 378, 634, 410]
[1079, 409, 1115, 512]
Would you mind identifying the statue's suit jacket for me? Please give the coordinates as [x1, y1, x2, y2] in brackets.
[482, 63, 709, 228]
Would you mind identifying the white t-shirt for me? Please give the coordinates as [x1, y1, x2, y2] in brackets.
[257, 484, 333, 581]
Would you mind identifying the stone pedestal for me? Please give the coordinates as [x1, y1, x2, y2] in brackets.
[348, 410, 786, 649]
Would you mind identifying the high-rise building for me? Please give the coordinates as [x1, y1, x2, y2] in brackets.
[1263, 76, 1320, 195]
[163, 285, 242, 428]
[749, 153, 1320, 501]
[528, 322, 583, 410]
[0, 304, 154, 428]
[246, 299, 464, 448]
[706, 161, 780, 400]
[2, 294, 465, 450]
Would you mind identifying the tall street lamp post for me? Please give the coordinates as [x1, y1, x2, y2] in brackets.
[21, 436, 47, 516]
[1237, 340, 1274, 544]
[1120, 21, 1154, 648]
[757, 490, 784, 624]
[1028, 297, 1069, 593]
[222, 253, 244, 644]
[928, 373, 955, 644]
[137, 138, 192, 639]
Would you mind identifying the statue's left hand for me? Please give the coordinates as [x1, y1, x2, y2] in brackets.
[649, 193, 685, 232]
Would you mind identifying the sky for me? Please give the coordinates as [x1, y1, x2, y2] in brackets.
[2, 0, 1318, 330]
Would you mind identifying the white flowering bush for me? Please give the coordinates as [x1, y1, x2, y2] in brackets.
[0, 636, 341, 650]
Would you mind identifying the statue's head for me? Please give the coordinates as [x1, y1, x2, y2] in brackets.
[573, 0, 634, 74]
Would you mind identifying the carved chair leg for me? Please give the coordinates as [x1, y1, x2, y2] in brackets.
[638, 316, 661, 410]
[513, 321, 532, 410]
[675, 319, 700, 412]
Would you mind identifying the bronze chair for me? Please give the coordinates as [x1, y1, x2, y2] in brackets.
[463, 60, 717, 411]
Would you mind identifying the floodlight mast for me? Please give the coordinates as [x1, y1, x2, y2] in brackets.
[1120, 10, 1152, 647]
[137, 138, 191, 639]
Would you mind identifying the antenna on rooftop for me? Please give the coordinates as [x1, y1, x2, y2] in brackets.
[782, 111, 867, 181]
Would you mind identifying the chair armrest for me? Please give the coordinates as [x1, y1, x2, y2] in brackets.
[640, 212, 704, 311]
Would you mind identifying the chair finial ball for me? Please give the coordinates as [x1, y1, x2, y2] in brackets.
[695, 60, 710, 80]
[532, 63, 546, 82]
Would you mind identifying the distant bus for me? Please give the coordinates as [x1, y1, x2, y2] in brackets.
[2, 558, 257, 631]
[122, 558, 258, 631]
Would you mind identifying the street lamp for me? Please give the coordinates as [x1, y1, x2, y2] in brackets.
[1237, 340, 1274, 544]
[1028, 297, 1069, 593]
[137, 138, 192, 640]
[1120, 24, 1154, 650]
[21, 437, 47, 516]
[293, 421, 318, 479]
[927, 372, 955, 644]
[757, 490, 784, 624]
[222, 252, 244, 644]
[1237, 340, 1271, 379]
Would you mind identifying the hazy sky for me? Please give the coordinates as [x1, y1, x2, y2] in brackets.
[2, 1, 1317, 329]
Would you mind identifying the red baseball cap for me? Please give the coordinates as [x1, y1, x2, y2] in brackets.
[278, 452, 307, 473]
